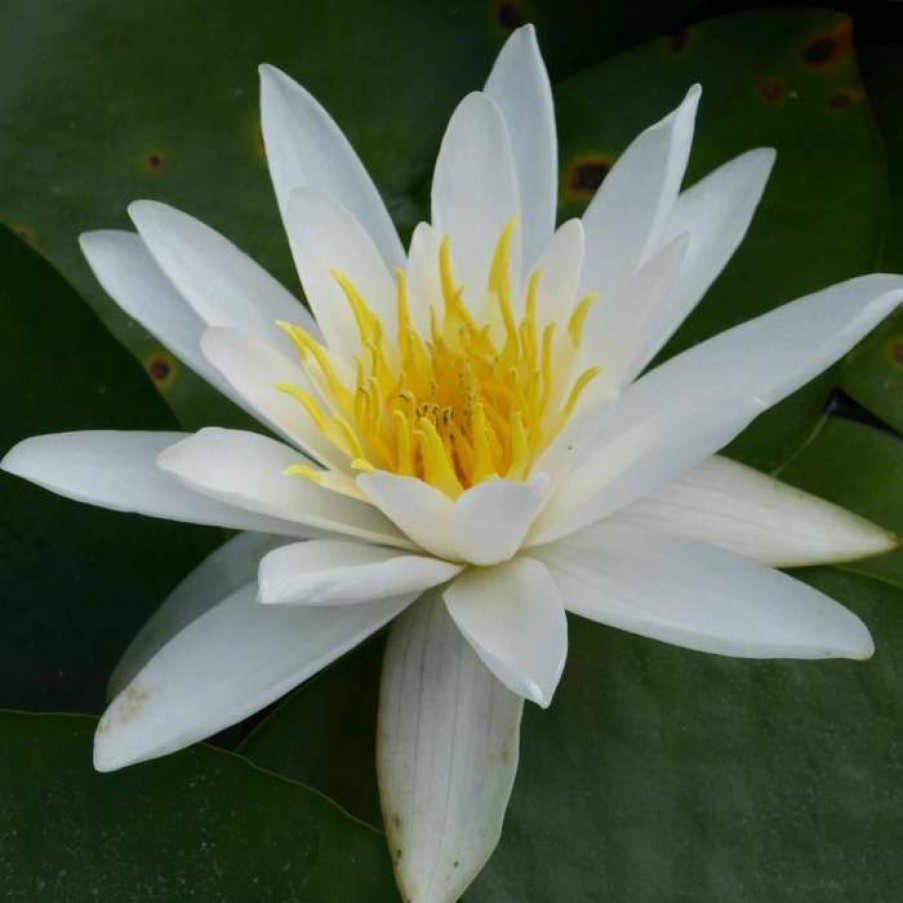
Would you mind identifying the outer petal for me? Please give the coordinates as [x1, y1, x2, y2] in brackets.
[406, 222, 442, 336]
[259, 63, 405, 270]
[580, 232, 689, 386]
[94, 584, 414, 771]
[0, 431, 313, 536]
[449, 474, 549, 565]
[431, 92, 520, 311]
[284, 187, 398, 358]
[257, 539, 461, 606]
[109, 532, 287, 697]
[579, 85, 700, 300]
[611, 455, 896, 566]
[646, 148, 776, 360]
[157, 428, 412, 548]
[128, 200, 316, 340]
[200, 326, 346, 469]
[378, 594, 523, 903]
[530, 219, 584, 327]
[485, 24, 556, 274]
[534, 274, 903, 543]
[443, 557, 567, 707]
[356, 472, 457, 560]
[79, 231, 225, 393]
[537, 524, 874, 659]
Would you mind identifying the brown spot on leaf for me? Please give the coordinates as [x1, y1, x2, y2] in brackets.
[827, 87, 862, 111]
[566, 155, 612, 200]
[145, 350, 178, 388]
[758, 78, 785, 103]
[145, 152, 165, 173]
[668, 27, 691, 55]
[13, 225, 37, 246]
[803, 18, 852, 69]
[495, 0, 527, 32]
[888, 339, 903, 371]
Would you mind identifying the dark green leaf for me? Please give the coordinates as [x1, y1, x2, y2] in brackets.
[0, 710, 398, 901]
[555, 8, 885, 470]
[0, 226, 220, 711]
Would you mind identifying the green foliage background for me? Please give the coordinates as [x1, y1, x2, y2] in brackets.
[2, 1, 903, 899]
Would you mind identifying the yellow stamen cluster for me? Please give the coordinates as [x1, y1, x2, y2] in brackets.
[279, 220, 601, 499]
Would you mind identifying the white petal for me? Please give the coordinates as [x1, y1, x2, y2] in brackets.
[356, 471, 457, 560]
[378, 594, 523, 903]
[443, 557, 567, 707]
[406, 222, 442, 336]
[257, 539, 461, 606]
[530, 219, 584, 327]
[580, 232, 689, 386]
[200, 327, 345, 469]
[579, 85, 700, 300]
[79, 231, 224, 393]
[109, 532, 287, 697]
[94, 584, 414, 771]
[450, 474, 549, 565]
[128, 200, 316, 342]
[485, 24, 556, 275]
[284, 187, 397, 359]
[431, 92, 520, 311]
[0, 431, 313, 536]
[648, 148, 776, 360]
[157, 428, 412, 548]
[611, 455, 896, 566]
[537, 523, 874, 659]
[535, 274, 903, 542]
[259, 63, 404, 271]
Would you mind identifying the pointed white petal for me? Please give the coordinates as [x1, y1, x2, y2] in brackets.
[157, 428, 411, 548]
[485, 24, 556, 274]
[647, 148, 776, 359]
[284, 187, 397, 359]
[94, 585, 414, 771]
[0, 431, 312, 536]
[450, 474, 549, 565]
[128, 200, 316, 342]
[258, 540, 461, 606]
[538, 523, 874, 659]
[259, 63, 404, 270]
[579, 85, 700, 299]
[109, 532, 287, 697]
[378, 595, 523, 903]
[611, 455, 896, 566]
[443, 557, 567, 707]
[431, 92, 520, 310]
[535, 274, 903, 542]
[530, 219, 584, 327]
[356, 471, 457, 560]
[406, 222, 442, 336]
[200, 327, 345, 469]
[581, 232, 689, 386]
[79, 231, 224, 392]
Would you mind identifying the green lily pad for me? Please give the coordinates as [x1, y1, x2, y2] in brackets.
[838, 43, 903, 433]
[0, 0, 703, 430]
[0, 226, 221, 712]
[778, 415, 903, 589]
[555, 8, 885, 471]
[0, 710, 399, 901]
[240, 564, 903, 902]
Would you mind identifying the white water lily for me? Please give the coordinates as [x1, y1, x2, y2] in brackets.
[3, 22, 901, 903]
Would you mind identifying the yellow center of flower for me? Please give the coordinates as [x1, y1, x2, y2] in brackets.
[278, 220, 601, 498]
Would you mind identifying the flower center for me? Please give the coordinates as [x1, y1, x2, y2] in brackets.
[278, 220, 601, 498]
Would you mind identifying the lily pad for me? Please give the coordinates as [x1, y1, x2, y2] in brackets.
[554, 8, 885, 471]
[0, 226, 221, 712]
[0, 710, 398, 902]
[838, 43, 903, 433]
[0, 0, 703, 429]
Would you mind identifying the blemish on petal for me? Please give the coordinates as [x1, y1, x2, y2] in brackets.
[565, 155, 612, 201]
[758, 77, 785, 103]
[115, 684, 151, 725]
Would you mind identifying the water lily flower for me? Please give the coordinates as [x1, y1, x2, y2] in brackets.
[3, 23, 901, 903]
